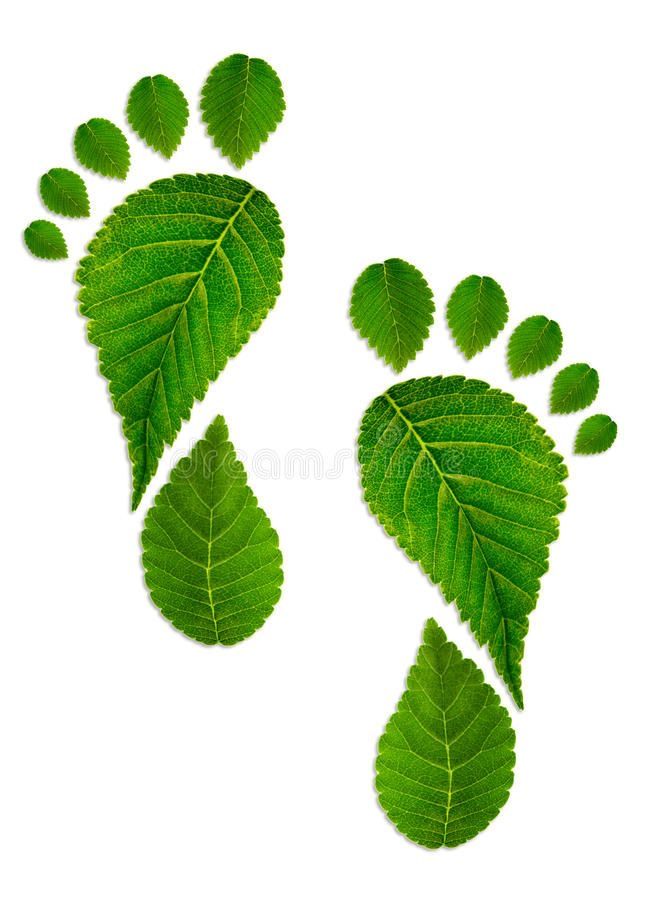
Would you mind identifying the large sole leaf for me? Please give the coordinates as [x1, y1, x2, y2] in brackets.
[76, 173, 284, 509]
[358, 375, 568, 707]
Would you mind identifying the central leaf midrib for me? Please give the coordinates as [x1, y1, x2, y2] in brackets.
[138, 186, 256, 492]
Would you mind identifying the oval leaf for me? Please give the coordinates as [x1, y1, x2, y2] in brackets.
[201, 53, 285, 168]
[76, 173, 284, 509]
[127, 74, 189, 158]
[574, 414, 617, 455]
[142, 415, 282, 644]
[550, 363, 599, 414]
[358, 375, 567, 707]
[377, 618, 516, 849]
[39, 167, 90, 217]
[350, 258, 434, 372]
[446, 275, 509, 359]
[507, 315, 562, 377]
[24, 219, 67, 260]
[74, 118, 130, 179]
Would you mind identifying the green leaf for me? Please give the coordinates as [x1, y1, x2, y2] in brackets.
[23, 219, 67, 260]
[574, 414, 617, 455]
[76, 173, 284, 510]
[74, 118, 130, 179]
[358, 376, 567, 707]
[377, 618, 516, 849]
[446, 275, 509, 359]
[350, 258, 434, 372]
[201, 53, 285, 168]
[127, 74, 189, 158]
[142, 415, 283, 644]
[39, 168, 89, 217]
[507, 315, 562, 377]
[550, 363, 599, 414]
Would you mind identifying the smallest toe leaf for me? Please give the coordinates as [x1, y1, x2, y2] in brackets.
[446, 274, 509, 359]
[575, 414, 617, 455]
[24, 219, 67, 260]
[74, 118, 130, 179]
[550, 363, 599, 414]
[39, 168, 90, 217]
[507, 315, 562, 377]
[350, 258, 434, 372]
[127, 74, 189, 158]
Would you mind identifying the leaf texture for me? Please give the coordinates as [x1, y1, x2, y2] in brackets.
[127, 74, 189, 158]
[201, 53, 285, 168]
[358, 376, 567, 707]
[377, 618, 515, 849]
[76, 173, 284, 509]
[142, 415, 282, 644]
[39, 168, 89, 217]
[446, 275, 509, 359]
[74, 118, 130, 179]
[550, 363, 599, 414]
[574, 414, 617, 455]
[507, 315, 562, 377]
[24, 219, 67, 259]
[350, 258, 434, 372]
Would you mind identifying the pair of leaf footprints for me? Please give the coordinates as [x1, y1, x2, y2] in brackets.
[24, 54, 616, 851]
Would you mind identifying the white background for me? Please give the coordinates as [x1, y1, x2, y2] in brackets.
[2, 1, 649, 896]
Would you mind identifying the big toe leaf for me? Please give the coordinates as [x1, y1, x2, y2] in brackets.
[358, 375, 567, 707]
[76, 173, 284, 509]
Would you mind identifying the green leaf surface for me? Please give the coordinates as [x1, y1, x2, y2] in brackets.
[550, 363, 599, 414]
[24, 219, 67, 259]
[39, 167, 89, 217]
[446, 275, 509, 359]
[507, 315, 562, 377]
[201, 53, 285, 168]
[574, 414, 617, 455]
[76, 173, 284, 509]
[127, 74, 189, 158]
[358, 376, 567, 707]
[350, 258, 434, 372]
[377, 618, 515, 849]
[74, 118, 130, 179]
[142, 415, 282, 644]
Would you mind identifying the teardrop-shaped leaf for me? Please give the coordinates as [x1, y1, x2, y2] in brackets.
[358, 376, 567, 707]
[127, 74, 189, 158]
[550, 363, 599, 414]
[350, 258, 434, 372]
[39, 167, 90, 217]
[377, 618, 516, 849]
[76, 173, 284, 509]
[507, 315, 562, 377]
[142, 415, 282, 644]
[446, 275, 509, 359]
[201, 53, 285, 168]
[23, 219, 68, 260]
[74, 118, 130, 179]
[574, 414, 617, 455]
